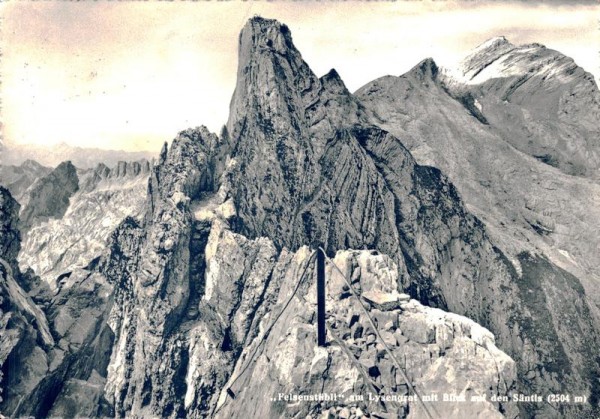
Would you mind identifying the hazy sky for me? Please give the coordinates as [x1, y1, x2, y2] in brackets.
[1, 1, 599, 152]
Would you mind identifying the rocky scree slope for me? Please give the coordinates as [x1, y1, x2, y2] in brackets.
[16, 160, 151, 285]
[357, 39, 600, 417]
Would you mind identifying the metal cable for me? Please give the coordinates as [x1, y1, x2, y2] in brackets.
[320, 247, 437, 419]
[324, 322, 387, 412]
[212, 250, 317, 416]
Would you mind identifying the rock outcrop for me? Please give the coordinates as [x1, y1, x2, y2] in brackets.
[226, 18, 505, 310]
[0, 125, 515, 418]
[226, 19, 600, 418]
[217, 249, 518, 419]
[0, 187, 54, 409]
[0, 187, 21, 274]
[1, 186, 122, 417]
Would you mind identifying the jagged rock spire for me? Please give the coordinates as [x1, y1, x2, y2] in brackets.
[227, 17, 319, 144]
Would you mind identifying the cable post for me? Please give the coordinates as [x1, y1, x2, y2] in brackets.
[317, 247, 326, 347]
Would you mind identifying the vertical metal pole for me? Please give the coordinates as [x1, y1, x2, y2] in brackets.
[317, 248, 326, 347]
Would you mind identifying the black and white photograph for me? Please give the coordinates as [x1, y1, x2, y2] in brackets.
[1, 1, 599, 418]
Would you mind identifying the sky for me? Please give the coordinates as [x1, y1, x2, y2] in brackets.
[1, 1, 599, 152]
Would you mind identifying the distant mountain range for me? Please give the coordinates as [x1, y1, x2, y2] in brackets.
[1, 142, 157, 169]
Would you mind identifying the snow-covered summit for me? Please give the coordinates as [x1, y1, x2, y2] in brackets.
[446, 36, 585, 87]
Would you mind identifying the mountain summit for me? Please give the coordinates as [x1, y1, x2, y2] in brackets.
[443, 37, 600, 177]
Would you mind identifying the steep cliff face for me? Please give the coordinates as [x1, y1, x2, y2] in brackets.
[357, 40, 600, 417]
[18, 160, 151, 285]
[226, 18, 507, 312]
[226, 19, 600, 418]
[0, 187, 54, 411]
[0, 187, 21, 274]
[1, 185, 134, 418]
[1, 266, 115, 418]
[99, 128, 227, 417]
[0, 161, 150, 415]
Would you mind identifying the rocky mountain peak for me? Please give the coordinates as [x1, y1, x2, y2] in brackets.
[20, 159, 45, 171]
[93, 162, 111, 178]
[440, 35, 600, 177]
[227, 17, 321, 145]
[239, 16, 295, 57]
[0, 160, 52, 203]
[3, 16, 600, 419]
[320, 68, 349, 94]
[52, 160, 77, 178]
[88, 160, 151, 180]
[19, 160, 79, 231]
[474, 35, 513, 52]
[457, 36, 517, 82]
[455, 36, 592, 89]
[410, 58, 440, 82]
[17, 157, 151, 285]
[113, 160, 150, 178]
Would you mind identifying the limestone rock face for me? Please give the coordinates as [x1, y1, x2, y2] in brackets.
[225, 18, 509, 315]
[0, 187, 21, 272]
[0, 188, 54, 409]
[217, 249, 517, 419]
[225, 20, 600, 417]
[357, 39, 600, 418]
[0, 187, 124, 418]
[99, 128, 229, 418]
[91, 120, 513, 418]
[18, 160, 151, 285]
